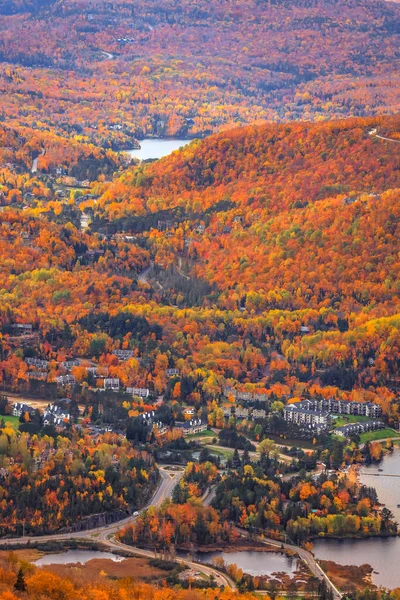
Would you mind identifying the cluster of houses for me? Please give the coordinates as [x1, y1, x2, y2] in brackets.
[334, 420, 385, 437]
[292, 399, 382, 418]
[112, 349, 134, 360]
[126, 387, 150, 398]
[284, 399, 383, 435]
[12, 323, 33, 335]
[284, 404, 331, 432]
[25, 357, 48, 369]
[223, 387, 269, 402]
[12, 402, 35, 419]
[223, 406, 267, 420]
[175, 419, 208, 436]
[139, 411, 169, 436]
[12, 400, 72, 428]
[43, 402, 72, 427]
[166, 368, 180, 378]
[56, 374, 76, 386]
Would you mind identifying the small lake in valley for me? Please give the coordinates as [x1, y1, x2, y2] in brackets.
[126, 138, 191, 161]
[35, 550, 125, 566]
[32, 450, 400, 587]
[191, 550, 300, 577]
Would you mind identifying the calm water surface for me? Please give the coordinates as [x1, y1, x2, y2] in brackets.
[359, 447, 400, 522]
[34, 451, 400, 587]
[194, 550, 299, 577]
[313, 448, 400, 589]
[35, 550, 124, 566]
[126, 138, 190, 160]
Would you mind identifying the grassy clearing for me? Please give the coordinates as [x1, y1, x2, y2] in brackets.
[186, 429, 215, 440]
[359, 428, 397, 443]
[205, 445, 233, 458]
[272, 437, 317, 450]
[330, 415, 370, 429]
[0, 415, 20, 429]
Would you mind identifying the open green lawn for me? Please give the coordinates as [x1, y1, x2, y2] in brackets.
[204, 445, 233, 458]
[359, 428, 398, 443]
[330, 415, 370, 429]
[270, 436, 317, 450]
[186, 429, 215, 440]
[0, 415, 20, 429]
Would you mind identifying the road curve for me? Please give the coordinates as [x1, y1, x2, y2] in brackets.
[0, 466, 236, 589]
[138, 263, 153, 284]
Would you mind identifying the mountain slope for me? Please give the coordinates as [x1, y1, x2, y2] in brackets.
[94, 115, 400, 315]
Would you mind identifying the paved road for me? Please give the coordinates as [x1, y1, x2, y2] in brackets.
[0, 466, 235, 589]
[100, 50, 115, 60]
[31, 148, 45, 173]
[138, 263, 153, 284]
[369, 128, 400, 144]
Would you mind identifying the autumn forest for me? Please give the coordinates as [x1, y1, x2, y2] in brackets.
[0, 0, 399, 599]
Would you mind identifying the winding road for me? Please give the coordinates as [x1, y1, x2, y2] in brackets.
[138, 263, 153, 284]
[369, 128, 400, 144]
[0, 466, 234, 589]
[0, 461, 343, 594]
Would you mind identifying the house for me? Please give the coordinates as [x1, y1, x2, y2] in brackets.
[284, 405, 331, 430]
[252, 408, 267, 419]
[28, 371, 47, 381]
[113, 349, 134, 360]
[104, 378, 120, 391]
[334, 420, 385, 437]
[43, 403, 71, 426]
[175, 419, 207, 436]
[56, 374, 76, 386]
[87, 366, 109, 377]
[43, 413, 67, 427]
[224, 388, 269, 403]
[127, 387, 150, 398]
[139, 412, 169, 437]
[25, 357, 48, 369]
[289, 398, 382, 418]
[183, 407, 196, 417]
[166, 368, 180, 378]
[62, 359, 80, 370]
[235, 408, 250, 419]
[12, 324, 33, 335]
[12, 402, 35, 418]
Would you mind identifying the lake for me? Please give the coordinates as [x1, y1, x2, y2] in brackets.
[35, 550, 125, 566]
[193, 550, 299, 577]
[126, 138, 191, 161]
[359, 446, 400, 522]
[313, 447, 400, 589]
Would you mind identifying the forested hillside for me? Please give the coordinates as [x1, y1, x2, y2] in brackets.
[0, 0, 399, 146]
[94, 115, 400, 312]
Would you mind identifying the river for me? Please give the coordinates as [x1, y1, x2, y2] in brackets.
[313, 447, 400, 589]
[126, 138, 191, 161]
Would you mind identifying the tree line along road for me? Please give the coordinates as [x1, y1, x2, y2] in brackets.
[0, 466, 342, 596]
[0, 466, 235, 590]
